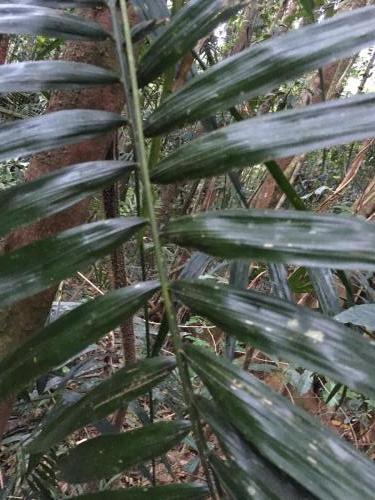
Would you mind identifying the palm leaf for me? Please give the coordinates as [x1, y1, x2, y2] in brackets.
[138, 0, 246, 86]
[57, 421, 191, 483]
[185, 344, 375, 499]
[173, 279, 375, 398]
[0, 61, 118, 94]
[0, 4, 110, 39]
[0, 110, 125, 162]
[27, 356, 175, 454]
[0, 218, 146, 308]
[197, 396, 312, 499]
[145, 6, 375, 135]
[0, 281, 159, 400]
[162, 209, 375, 270]
[151, 93, 375, 183]
[0, 161, 134, 237]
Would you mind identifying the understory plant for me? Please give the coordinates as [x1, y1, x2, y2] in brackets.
[0, 0, 375, 498]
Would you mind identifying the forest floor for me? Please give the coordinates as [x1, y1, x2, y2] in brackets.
[1, 268, 374, 497]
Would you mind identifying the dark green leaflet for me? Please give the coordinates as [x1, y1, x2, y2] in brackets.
[0, 218, 146, 309]
[144, 6, 375, 135]
[27, 356, 174, 454]
[173, 280, 375, 399]
[184, 344, 375, 499]
[196, 396, 313, 499]
[162, 209, 375, 270]
[58, 421, 191, 483]
[0, 4, 110, 39]
[151, 93, 375, 183]
[0, 110, 125, 162]
[0, 161, 134, 237]
[131, 19, 164, 43]
[0, 282, 159, 400]
[138, 0, 246, 86]
[0, 61, 118, 94]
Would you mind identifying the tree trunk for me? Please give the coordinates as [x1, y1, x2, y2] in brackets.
[230, 3, 258, 55]
[0, 6, 136, 440]
[353, 175, 375, 218]
[0, 35, 8, 65]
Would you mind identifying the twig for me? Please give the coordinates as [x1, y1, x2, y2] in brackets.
[0, 106, 26, 119]
[77, 272, 105, 295]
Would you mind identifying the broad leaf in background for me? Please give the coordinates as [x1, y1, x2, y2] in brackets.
[0, 161, 134, 237]
[0, 110, 125, 162]
[163, 209, 375, 270]
[0, 62, 118, 94]
[71, 483, 208, 499]
[185, 344, 375, 499]
[58, 421, 191, 483]
[138, 0, 246, 86]
[145, 6, 375, 135]
[0, 218, 147, 309]
[0, 4, 110, 39]
[173, 280, 375, 399]
[335, 304, 375, 330]
[151, 93, 375, 183]
[0, 281, 159, 400]
[27, 356, 174, 453]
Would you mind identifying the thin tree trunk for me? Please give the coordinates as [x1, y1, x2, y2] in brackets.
[0, 35, 8, 65]
[230, 2, 258, 55]
[353, 175, 375, 218]
[358, 51, 375, 93]
[103, 178, 137, 365]
[0, 7, 124, 360]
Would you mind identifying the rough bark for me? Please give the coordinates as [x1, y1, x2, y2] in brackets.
[0, 6, 135, 439]
[0, 35, 9, 65]
[0, 7, 124, 360]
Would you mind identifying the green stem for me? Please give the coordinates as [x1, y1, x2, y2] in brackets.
[115, 1, 217, 495]
[117, 1, 178, 357]
[265, 160, 307, 211]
